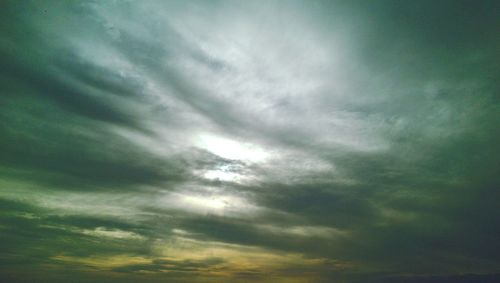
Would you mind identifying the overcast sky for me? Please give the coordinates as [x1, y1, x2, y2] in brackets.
[1, 1, 499, 282]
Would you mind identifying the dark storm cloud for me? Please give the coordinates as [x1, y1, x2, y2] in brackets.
[0, 94, 184, 190]
[0, 199, 151, 261]
[0, 0, 499, 282]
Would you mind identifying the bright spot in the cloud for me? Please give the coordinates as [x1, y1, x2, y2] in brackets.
[196, 134, 268, 162]
[181, 195, 228, 211]
[161, 190, 259, 216]
[203, 170, 241, 182]
[201, 163, 249, 183]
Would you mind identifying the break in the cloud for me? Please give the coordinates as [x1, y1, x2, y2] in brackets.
[0, 0, 499, 282]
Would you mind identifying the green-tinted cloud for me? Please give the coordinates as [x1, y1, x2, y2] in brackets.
[1, 0, 499, 282]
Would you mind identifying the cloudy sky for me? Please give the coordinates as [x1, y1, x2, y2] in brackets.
[1, 1, 499, 282]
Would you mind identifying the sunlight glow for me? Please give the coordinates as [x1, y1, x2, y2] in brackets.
[203, 170, 242, 182]
[161, 191, 259, 216]
[196, 134, 269, 162]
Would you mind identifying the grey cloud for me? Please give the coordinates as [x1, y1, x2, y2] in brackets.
[1, 0, 499, 282]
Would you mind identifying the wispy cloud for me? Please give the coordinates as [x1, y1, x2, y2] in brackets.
[1, 0, 499, 282]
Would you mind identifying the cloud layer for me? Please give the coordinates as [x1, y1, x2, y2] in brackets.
[1, 1, 499, 282]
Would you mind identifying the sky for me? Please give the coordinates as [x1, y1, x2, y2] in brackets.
[0, 1, 499, 282]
